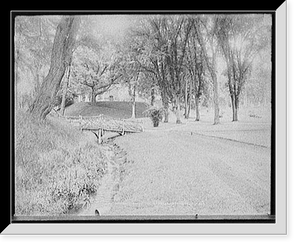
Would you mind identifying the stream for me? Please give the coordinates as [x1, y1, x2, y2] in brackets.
[77, 140, 128, 216]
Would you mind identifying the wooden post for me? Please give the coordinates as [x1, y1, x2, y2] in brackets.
[122, 120, 125, 136]
[98, 128, 104, 144]
[97, 129, 100, 144]
[79, 115, 83, 131]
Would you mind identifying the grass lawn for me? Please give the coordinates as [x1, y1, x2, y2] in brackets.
[65, 101, 149, 119]
[15, 110, 108, 216]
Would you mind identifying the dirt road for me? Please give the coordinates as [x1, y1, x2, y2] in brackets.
[104, 126, 271, 217]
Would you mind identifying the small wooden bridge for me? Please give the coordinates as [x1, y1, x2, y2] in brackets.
[62, 114, 144, 143]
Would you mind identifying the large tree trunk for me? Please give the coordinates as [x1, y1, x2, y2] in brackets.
[60, 80, 67, 114]
[91, 88, 97, 103]
[187, 97, 191, 119]
[60, 63, 72, 116]
[161, 90, 169, 123]
[175, 94, 182, 124]
[29, 16, 79, 120]
[195, 95, 200, 121]
[163, 101, 169, 123]
[231, 94, 238, 121]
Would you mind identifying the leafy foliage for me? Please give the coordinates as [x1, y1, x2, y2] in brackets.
[143, 107, 165, 126]
[71, 42, 123, 102]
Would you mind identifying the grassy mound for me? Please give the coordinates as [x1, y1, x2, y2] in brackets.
[14, 110, 108, 216]
[65, 101, 148, 119]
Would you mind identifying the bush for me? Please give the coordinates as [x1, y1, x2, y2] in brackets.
[15, 110, 107, 216]
[143, 107, 165, 127]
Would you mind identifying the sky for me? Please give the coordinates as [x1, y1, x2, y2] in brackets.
[90, 15, 138, 40]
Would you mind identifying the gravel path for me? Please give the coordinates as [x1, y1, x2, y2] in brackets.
[104, 126, 271, 217]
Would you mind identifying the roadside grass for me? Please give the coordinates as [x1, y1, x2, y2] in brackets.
[14, 110, 108, 216]
[64, 101, 148, 119]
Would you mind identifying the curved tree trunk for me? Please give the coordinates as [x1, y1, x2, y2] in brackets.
[60, 63, 72, 116]
[60, 79, 67, 114]
[29, 16, 79, 120]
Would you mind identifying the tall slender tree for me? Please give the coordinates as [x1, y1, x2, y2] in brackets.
[215, 14, 271, 121]
[186, 39, 206, 121]
[193, 15, 220, 125]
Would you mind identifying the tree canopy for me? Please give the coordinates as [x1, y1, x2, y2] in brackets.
[15, 14, 272, 122]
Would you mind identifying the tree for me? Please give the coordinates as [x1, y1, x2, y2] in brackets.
[120, 52, 141, 119]
[128, 74, 139, 119]
[59, 58, 72, 115]
[29, 16, 80, 119]
[74, 61, 122, 103]
[59, 28, 111, 113]
[215, 14, 271, 121]
[126, 15, 195, 124]
[193, 15, 221, 125]
[71, 42, 122, 103]
[120, 26, 167, 119]
[135, 15, 193, 124]
[15, 16, 56, 109]
[127, 18, 172, 122]
[185, 32, 206, 121]
[163, 16, 194, 124]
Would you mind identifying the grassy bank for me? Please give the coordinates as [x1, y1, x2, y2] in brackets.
[64, 101, 148, 119]
[14, 110, 108, 216]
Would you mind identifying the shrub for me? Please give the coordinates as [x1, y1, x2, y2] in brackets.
[143, 107, 165, 127]
[14, 110, 107, 216]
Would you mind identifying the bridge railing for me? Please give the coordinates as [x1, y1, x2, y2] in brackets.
[59, 114, 144, 133]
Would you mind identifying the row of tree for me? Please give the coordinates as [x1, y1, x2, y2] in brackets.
[15, 14, 271, 123]
[124, 14, 271, 124]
